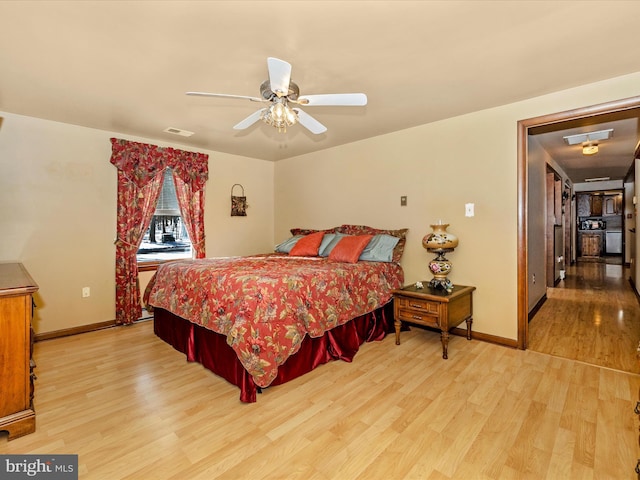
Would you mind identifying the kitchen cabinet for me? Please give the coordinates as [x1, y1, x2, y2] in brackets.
[577, 194, 591, 217]
[603, 194, 622, 216]
[581, 233, 602, 257]
[590, 195, 603, 216]
[577, 193, 622, 218]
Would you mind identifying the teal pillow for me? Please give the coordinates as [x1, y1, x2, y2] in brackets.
[275, 235, 303, 253]
[359, 234, 400, 262]
[320, 233, 346, 257]
[318, 233, 336, 256]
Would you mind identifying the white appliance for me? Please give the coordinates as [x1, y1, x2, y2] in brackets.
[605, 231, 622, 254]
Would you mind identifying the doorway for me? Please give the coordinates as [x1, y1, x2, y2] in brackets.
[517, 95, 640, 350]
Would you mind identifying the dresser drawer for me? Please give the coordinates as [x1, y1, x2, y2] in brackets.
[396, 308, 439, 328]
[396, 296, 439, 314]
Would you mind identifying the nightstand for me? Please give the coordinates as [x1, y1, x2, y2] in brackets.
[392, 283, 475, 359]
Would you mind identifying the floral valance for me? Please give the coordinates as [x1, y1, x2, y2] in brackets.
[109, 138, 209, 191]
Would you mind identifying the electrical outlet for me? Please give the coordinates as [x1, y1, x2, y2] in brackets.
[82, 287, 90, 298]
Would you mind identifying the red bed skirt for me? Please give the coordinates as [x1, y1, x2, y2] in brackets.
[153, 302, 395, 403]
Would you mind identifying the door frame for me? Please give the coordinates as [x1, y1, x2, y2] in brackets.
[517, 95, 640, 349]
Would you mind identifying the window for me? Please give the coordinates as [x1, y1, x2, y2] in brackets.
[137, 169, 192, 266]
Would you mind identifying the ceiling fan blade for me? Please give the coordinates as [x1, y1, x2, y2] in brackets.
[297, 93, 367, 106]
[233, 109, 266, 130]
[293, 109, 327, 135]
[267, 57, 292, 97]
[186, 92, 263, 102]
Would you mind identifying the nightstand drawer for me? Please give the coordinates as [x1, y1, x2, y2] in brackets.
[396, 296, 439, 314]
[396, 308, 439, 328]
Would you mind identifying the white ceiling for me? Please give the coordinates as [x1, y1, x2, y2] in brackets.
[533, 112, 640, 184]
[2, 1, 640, 168]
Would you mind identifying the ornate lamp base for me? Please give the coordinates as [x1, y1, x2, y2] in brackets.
[429, 277, 454, 292]
[428, 249, 454, 293]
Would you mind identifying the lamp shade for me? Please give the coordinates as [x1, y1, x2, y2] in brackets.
[422, 223, 459, 251]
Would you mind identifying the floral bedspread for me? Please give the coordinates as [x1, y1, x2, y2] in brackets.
[144, 254, 404, 388]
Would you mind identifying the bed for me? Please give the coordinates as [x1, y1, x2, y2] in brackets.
[144, 224, 407, 402]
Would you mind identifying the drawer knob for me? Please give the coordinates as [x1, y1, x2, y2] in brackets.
[635, 401, 640, 415]
[636, 459, 640, 474]
[409, 303, 424, 309]
[412, 315, 422, 320]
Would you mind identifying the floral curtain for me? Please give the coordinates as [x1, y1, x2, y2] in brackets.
[110, 138, 209, 325]
[114, 170, 164, 324]
[173, 174, 206, 258]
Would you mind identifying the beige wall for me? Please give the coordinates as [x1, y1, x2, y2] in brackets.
[526, 135, 550, 311]
[275, 71, 640, 341]
[0, 112, 274, 334]
[528, 136, 573, 312]
[4, 70, 640, 340]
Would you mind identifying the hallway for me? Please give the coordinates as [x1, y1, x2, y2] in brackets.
[528, 260, 640, 374]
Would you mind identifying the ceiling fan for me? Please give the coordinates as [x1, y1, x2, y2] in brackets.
[186, 57, 367, 134]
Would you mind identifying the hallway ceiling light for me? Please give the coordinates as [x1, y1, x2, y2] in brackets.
[584, 176, 610, 182]
[563, 128, 613, 145]
[582, 142, 599, 155]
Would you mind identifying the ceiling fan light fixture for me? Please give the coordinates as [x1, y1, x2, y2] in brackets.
[582, 142, 599, 155]
[190, 57, 365, 135]
[261, 98, 298, 133]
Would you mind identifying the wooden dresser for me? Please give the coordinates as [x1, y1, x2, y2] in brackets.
[0, 263, 38, 440]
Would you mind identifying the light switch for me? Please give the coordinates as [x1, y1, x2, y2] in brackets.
[465, 203, 474, 217]
[400, 196, 407, 206]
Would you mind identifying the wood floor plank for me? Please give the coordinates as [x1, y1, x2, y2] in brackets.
[1, 261, 639, 479]
[529, 261, 640, 374]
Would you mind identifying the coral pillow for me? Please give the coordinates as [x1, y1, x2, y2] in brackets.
[329, 235, 373, 263]
[289, 231, 325, 256]
[337, 225, 408, 263]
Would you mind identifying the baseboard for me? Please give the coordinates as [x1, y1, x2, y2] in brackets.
[527, 294, 547, 323]
[36, 315, 518, 350]
[35, 320, 117, 342]
[408, 322, 518, 350]
[451, 327, 518, 349]
[630, 277, 640, 305]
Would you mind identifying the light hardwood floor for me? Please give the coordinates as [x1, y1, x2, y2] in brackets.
[528, 260, 640, 374]
[1, 313, 639, 478]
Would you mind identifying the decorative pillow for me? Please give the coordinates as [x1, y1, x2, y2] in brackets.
[275, 235, 303, 253]
[290, 226, 340, 237]
[319, 233, 346, 257]
[318, 233, 336, 256]
[290, 228, 320, 237]
[359, 234, 400, 262]
[289, 231, 325, 256]
[329, 235, 374, 263]
[337, 225, 408, 263]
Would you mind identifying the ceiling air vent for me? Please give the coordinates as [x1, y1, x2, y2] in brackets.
[163, 127, 194, 137]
